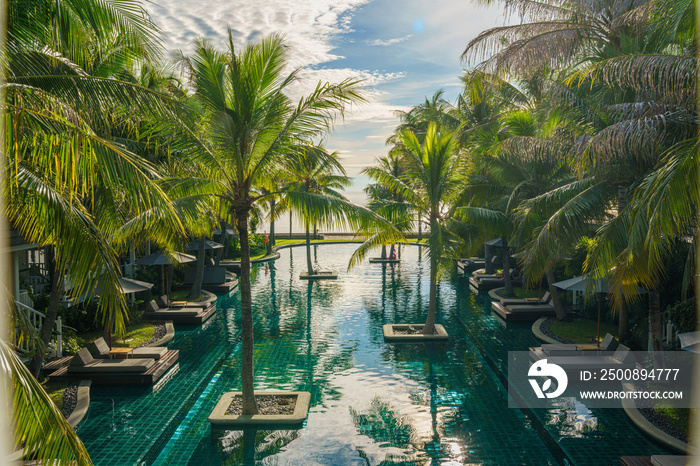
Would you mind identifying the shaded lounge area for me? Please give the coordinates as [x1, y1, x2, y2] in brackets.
[529, 333, 619, 360]
[491, 292, 554, 321]
[88, 337, 169, 360]
[142, 298, 216, 324]
[456, 257, 485, 274]
[469, 270, 522, 291]
[48, 347, 179, 385]
[184, 260, 239, 293]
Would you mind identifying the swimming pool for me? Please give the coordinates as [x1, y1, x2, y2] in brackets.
[76, 244, 673, 465]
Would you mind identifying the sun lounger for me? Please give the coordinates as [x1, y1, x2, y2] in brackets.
[470, 272, 523, 291]
[50, 347, 180, 384]
[541, 333, 619, 357]
[142, 299, 216, 324]
[547, 344, 635, 370]
[501, 292, 551, 306]
[620, 455, 688, 466]
[158, 294, 215, 311]
[68, 348, 155, 374]
[491, 299, 556, 321]
[457, 258, 485, 273]
[88, 337, 168, 360]
[651, 456, 688, 466]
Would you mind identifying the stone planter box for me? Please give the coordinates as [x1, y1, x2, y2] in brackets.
[299, 271, 338, 280]
[382, 324, 449, 341]
[208, 391, 311, 427]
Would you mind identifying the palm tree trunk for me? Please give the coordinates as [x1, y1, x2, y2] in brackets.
[423, 217, 438, 335]
[269, 200, 276, 249]
[502, 238, 514, 297]
[423, 248, 438, 335]
[649, 287, 663, 352]
[485, 243, 494, 274]
[614, 183, 631, 340]
[381, 245, 387, 260]
[417, 213, 422, 241]
[189, 235, 206, 300]
[695, 221, 700, 340]
[235, 207, 258, 415]
[618, 301, 630, 342]
[30, 252, 63, 377]
[305, 221, 313, 275]
[216, 220, 228, 265]
[158, 264, 166, 296]
[223, 212, 234, 259]
[545, 266, 567, 321]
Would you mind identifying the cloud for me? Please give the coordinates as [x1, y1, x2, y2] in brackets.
[368, 35, 412, 46]
[149, 0, 371, 68]
[284, 67, 409, 123]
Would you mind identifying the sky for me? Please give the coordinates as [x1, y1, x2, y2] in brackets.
[146, 0, 506, 230]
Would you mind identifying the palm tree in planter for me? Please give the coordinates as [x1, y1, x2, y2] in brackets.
[184, 32, 399, 418]
[363, 152, 415, 263]
[353, 123, 462, 340]
[276, 145, 353, 279]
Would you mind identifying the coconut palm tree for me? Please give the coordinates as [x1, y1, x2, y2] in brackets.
[4, 0, 187, 461]
[276, 145, 353, 276]
[514, 0, 695, 339]
[461, 0, 649, 78]
[181, 32, 399, 414]
[353, 123, 462, 335]
[363, 153, 415, 259]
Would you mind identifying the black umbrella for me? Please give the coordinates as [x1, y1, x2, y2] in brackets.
[136, 251, 197, 266]
[186, 239, 224, 251]
[136, 250, 196, 297]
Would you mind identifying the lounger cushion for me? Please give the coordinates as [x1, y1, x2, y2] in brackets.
[87, 337, 111, 358]
[158, 295, 170, 308]
[600, 333, 619, 352]
[542, 344, 578, 356]
[549, 352, 635, 370]
[146, 300, 160, 313]
[548, 356, 628, 369]
[68, 358, 155, 373]
[505, 304, 555, 313]
[161, 308, 200, 316]
[541, 292, 551, 304]
[131, 347, 167, 359]
[651, 455, 688, 466]
[501, 298, 526, 305]
[613, 344, 634, 363]
[70, 348, 94, 366]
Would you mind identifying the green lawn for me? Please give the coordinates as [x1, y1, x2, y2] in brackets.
[498, 286, 545, 299]
[550, 318, 618, 343]
[656, 406, 689, 435]
[78, 322, 155, 348]
[42, 380, 68, 410]
[168, 289, 203, 302]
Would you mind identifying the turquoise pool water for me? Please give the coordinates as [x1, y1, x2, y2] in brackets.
[77, 244, 673, 465]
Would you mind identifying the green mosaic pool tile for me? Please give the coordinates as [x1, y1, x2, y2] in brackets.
[76, 245, 674, 465]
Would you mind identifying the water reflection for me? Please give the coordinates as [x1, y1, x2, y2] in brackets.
[80, 244, 672, 465]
